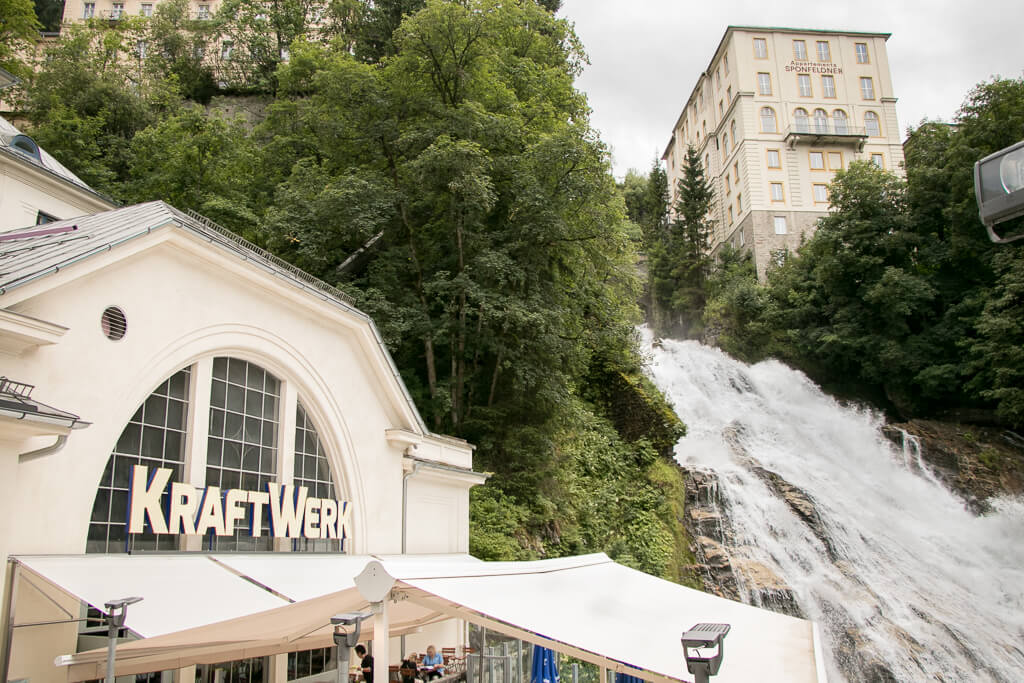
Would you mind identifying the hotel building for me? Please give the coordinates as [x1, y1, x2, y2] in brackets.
[662, 26, 905, 278]
[62, 0, 221, 23]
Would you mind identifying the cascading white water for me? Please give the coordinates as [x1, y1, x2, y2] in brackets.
[639, 327, 1024, 682]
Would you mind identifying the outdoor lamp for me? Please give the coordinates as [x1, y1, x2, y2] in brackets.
[974, 139, 1024, 243]
[332, 611, 373, 683]
[104, 596, 143, 683]
[680, 623, 730, 683]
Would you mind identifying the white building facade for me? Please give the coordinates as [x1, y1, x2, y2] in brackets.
[0, 198, 484, 683]
[662, 26, 905, 278]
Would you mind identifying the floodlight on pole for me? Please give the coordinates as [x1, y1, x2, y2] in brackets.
[104, 596, 142, 683]
[680, 623, 730, 683]
[332, 611, 373, 683]
[975, 139, 1024, 243]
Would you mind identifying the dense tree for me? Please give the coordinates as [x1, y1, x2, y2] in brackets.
[648, 145, 712, 338]
[145, 0, 218, 102]
[32, 0, 62, 32]
[621, 159, 668, 247]
[1, 0, 41, 78]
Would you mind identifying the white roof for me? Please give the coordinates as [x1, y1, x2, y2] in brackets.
[14, 553, 825, 683]
[0, 116, 100, 195]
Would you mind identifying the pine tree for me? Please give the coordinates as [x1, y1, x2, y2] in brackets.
[650, 145, 712, 338]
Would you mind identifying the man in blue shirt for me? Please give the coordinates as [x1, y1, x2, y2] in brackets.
[419, 646, 445, 681]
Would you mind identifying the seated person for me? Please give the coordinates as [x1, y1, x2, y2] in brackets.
[400, 653, 419, 683]
[419, 646, 445, 681]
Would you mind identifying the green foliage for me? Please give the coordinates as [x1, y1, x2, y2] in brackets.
[621, 159, 668, 247]
[33, 0, 62, 32]
[0, 0, 40, 78]
[703, 245, 768, 362]
[648, 145, 712, 338]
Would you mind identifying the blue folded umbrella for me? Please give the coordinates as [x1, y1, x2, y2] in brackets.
[530, 646, 559, 683]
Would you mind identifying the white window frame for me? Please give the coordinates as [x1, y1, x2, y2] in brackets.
[757, 72, 772, 96]
[753, 38, 768, 59]
[760, 107, 777, 133]
[864, 111, 881, 136]
[813, 184, 829, 203]
[141, 3, 152, 17]
[770, 183, 784, 202]
[816, 40, 831, 62]
[871, 153, 884, 169]
[793, 40, 807, 61]
[111, 2, 124, 19]
[83, 2, 95, 18]
[855, 42, 869, 64]
[860, 77, 875, 100]
[797, 74, 812, 97]
[822, 75, 836, 98]
[774, 216, 788, 234]
[767, 149, 781, 168]
[809, 151, 825, 170]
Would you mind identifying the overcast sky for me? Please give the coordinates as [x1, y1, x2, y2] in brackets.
[558, 0, 1024, 178]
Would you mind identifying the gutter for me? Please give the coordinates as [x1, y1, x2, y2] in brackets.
[401, 461, 423, 554]
[19, 434, 68, 463]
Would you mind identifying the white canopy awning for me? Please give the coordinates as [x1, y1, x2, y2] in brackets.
[13, 553, 826, 683]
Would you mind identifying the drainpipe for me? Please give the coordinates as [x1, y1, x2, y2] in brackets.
[401, 453, 423, 554]
[18, 434, 69, 463]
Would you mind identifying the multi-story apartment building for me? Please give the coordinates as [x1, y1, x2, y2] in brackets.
[62, 0, 221, 24]
[662, 26, 905, 278]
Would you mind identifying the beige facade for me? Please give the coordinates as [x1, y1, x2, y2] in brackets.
[62, 0, 222, 23]
[663, 26, 905, 279]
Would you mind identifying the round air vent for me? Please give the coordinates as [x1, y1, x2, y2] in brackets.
[101, 306, 127, 341]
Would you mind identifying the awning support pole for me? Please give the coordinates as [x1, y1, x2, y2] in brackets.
[372, 600, 389, 683]
[1, 560, 21, 683]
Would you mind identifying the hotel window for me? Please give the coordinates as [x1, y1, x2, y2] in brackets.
[83, 2, 94, 18]
[767, 149, 781, 168]
[822, 75, 836, 98]
[728, 206, 734, 224]
[141, 3, 152, 16]
[716, 69, 721, 89]
[816, 40, 831, 62]
[757, 72, 772, 96]
[725, 175, 731, 194]
[733, 161, 740, 183]
[705, 153, 710, 172]
[864, 111, 881, 136]
[87, 359, 346, 554]
[730, 120, 737, 149]
[860, 77, 875, 100]
[832, 109, 848, 134]
[797, 74, 812, 97]
[753, 37, 768, 59]
[871, 153, 884, 169]
[36, 210, 59, 224]
[813, 184, 829, 203]
[198, 4, 210, 19]
[723, 53, 730, 74]
[736, 193, 743, 212]
[719, 100, 724, 117]
[739, 230, 745, 246]
[760, 106, 777, 133]
[770, 182, 784, 202]
[855, 42, 870, 64]
[813, 108, 829, 133]
[136, 39, 147, 59]
[809, 151, 825, 170]
[699, 90, 704, 109]
[726, 86, 732, 103]
[774, 216, 788, 234]
[828, 151, 843, 170]
[222, 40, 233, 59]
[794, 108, 809, 133]
[721, 134, 728, 161]
[111, 2, 124, 18]
[793, 39, 807, 61]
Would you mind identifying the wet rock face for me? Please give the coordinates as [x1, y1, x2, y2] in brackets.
[883, 420, 1024, 513]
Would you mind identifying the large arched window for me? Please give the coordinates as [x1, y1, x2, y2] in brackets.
[813, 109, 829, 133]
[864, 111, 881, 136]
[88, 369, 191, 553]
[794, 108, 809, 133]
[88, 359, 344, 554]
[730, 120, 737, 150]
[760, 107, 777, 133]
[832, 109, 849, 134]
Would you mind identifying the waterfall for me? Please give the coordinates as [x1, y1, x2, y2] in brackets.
[639, 327, 1024, 682]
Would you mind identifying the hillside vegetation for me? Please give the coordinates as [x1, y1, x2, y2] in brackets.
[8, 0, 699, 581]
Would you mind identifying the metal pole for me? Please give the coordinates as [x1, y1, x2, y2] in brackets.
[336, 642, 350, 683]
[572, 663, 578, 683]
[502, 643, 510, 683]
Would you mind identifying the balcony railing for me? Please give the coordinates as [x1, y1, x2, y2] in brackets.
[784, 124, 868, 149]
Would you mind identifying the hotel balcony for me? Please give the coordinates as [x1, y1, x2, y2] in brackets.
[784, 124, 868, 151]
